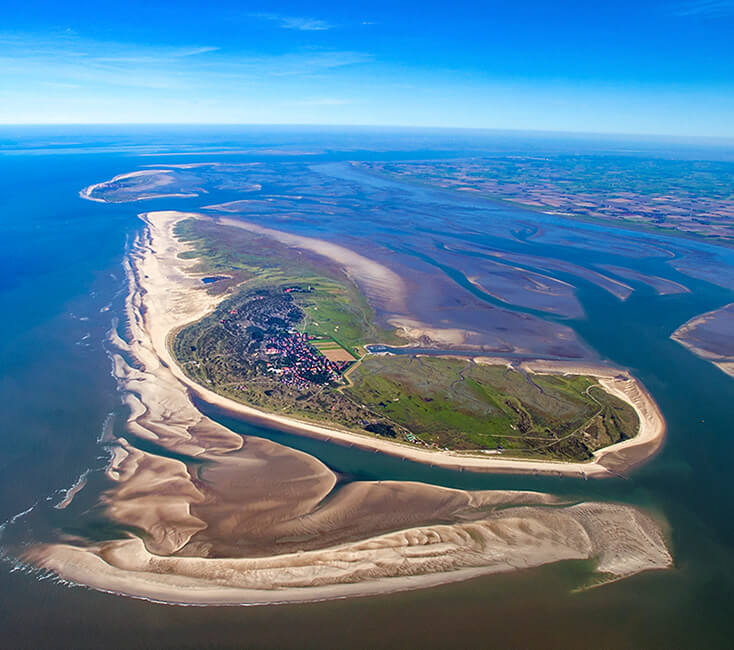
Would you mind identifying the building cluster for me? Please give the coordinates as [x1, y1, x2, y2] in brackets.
[262, 330, 348, 389]
[219, 288, 349, 391]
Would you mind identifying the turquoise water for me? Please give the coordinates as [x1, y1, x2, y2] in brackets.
[1, 127, 734, 648]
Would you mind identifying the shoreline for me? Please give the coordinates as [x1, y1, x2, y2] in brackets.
[672, 303, 734, 379]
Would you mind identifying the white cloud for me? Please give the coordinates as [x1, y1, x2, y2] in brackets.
[671, 0, 734, 16]
[254, 13, 333, 31]
[0, 31, 370, 94]
[176, 46, 221, 57]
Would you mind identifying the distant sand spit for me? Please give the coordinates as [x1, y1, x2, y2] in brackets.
[672, 302, 734, 379]
[80, 170, 198, 203]
[23, 210, 671, 605]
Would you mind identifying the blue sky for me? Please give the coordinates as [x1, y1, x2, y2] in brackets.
[1, 1, 733, 136]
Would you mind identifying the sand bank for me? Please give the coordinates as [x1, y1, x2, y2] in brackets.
[28, 499, 670, 606]
[672, 303, 734, 379]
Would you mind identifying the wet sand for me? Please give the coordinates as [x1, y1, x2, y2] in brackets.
[23, 210, 671, 605]
[27, 498, 671, 606]
[459, 246, 635, 301]
[597, 264, 689, 296]
[672, 302, 734, 378]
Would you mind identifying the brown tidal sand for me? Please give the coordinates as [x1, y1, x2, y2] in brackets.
[27, 499, 670, 606]
[597, 264, 689, 296]
[441, 252, 585, 318]
[24, 209, 671, 605]
[451, 245, 635, 301]
[672, 302, 734, 378]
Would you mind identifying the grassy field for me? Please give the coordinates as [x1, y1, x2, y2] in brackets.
[172, 218, 638, 461]
[172, 218, 406, 432]
[345, 356, 638, 460]
[175, 218, 400, 352]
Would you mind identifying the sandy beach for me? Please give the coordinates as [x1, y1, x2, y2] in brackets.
[23, 209, 672, 605]
[185, 361, 664, 479]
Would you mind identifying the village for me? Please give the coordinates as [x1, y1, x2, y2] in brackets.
[178, 282, 454, 451]
[219, 287, 351, 392]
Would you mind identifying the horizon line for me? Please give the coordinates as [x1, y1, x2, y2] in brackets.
[1, 122, 733, 143]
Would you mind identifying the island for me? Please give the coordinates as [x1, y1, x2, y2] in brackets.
[20, 170, 672, 607]
[171, 215, 649, 465]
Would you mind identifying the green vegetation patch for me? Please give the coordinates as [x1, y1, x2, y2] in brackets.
[345, 356, 638, 460]
[172, 217, 405, 431]
[174, 218, 399, 350]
